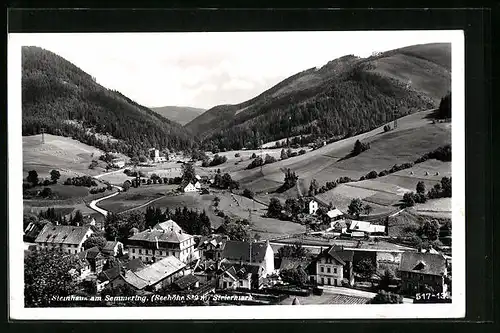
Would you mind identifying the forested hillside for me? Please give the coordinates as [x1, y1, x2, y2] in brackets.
[186, 43, 451, 151]
[22, 46, 195, 157]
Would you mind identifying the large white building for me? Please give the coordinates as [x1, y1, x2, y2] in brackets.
[126, 228, 198, 264]
[34, 224, 93, 254]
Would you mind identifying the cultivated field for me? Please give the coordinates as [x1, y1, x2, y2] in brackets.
[96, 185, 171, 214]
[413, 198, 452, 219]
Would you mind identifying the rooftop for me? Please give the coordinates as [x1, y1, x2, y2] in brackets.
[222, 240, 270, 263]
[153, 219, 183, 233]
[34, 224, 92, 245]
[128, 228, 192, 244]
[399, 252, 447, 276]
[122, 256, 186, 289]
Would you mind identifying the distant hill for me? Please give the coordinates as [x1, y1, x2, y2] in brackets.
[150, 106, 206, 125]
[22, 46, 195, 157]
[185, 43, 451, 151]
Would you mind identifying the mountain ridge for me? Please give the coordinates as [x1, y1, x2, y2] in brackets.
[185, 43, 451, 151]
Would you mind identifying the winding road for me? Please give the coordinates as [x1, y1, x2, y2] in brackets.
[88, 168, 126, 217]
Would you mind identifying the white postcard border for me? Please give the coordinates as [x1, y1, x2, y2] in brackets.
[8, 30, 465, 320]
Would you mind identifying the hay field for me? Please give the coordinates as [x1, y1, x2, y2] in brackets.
[231, 110, 450, 199]
[23, 134, 107, 178]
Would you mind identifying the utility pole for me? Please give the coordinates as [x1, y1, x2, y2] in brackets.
[393, 105, 399, 129]
[40, 127, 45, 144]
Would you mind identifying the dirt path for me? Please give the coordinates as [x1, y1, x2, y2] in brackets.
[88, 185, 123, 217]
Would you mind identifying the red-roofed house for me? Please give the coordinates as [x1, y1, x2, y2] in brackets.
[34, 225, 93, 254]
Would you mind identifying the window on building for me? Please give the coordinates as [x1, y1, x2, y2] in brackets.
[239, 281, 243, 287]
[132, 249, 135, 253]
[132, 256, 135, 259]
[327, 267, 331, 273]
[320, 266, 324, 273]
[334, 268, 337, 274]
[139, 249, 142, 254]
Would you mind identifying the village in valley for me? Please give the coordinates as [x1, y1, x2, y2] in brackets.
[21, 39, 453, 307]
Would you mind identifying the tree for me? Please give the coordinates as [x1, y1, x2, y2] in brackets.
[383, 124, 392, 132]
[441, 177, 452, 197]
[251, 152, 257, 159]
[363, 204, 373, 216]
[348, 198, 364, 218]
[355, 257, 376, 282]
[222, 220, 250, 241]
[284, 198, 302, 217]
[82, 234, 107, 250]
[378, 269, 395, 291]
[416, 181, 426, 195]
[402, 192, 416, 207]
[181, 162, 196, 183]
[280, 149, 288, 160]
[281, 168, 299, 192]
[419, 220, 440, 241]
[369, 290, 403, 304]
[247, 156, 264, 169]
[50, 169, 61, 183]
[24, 249, 83, 307]
[264, 154, 276, 164]
[27, 170, 39, 186]
[308, 179, 319, 196]
[277, 242, 308, 259]
[351, 140, 370, 156]
[242, 188, 254, 199]
[267, 198, 283, 218]
[280, 266, 308, 287]
[122, 180, 131, 192]
[40, 187, 53, 198]
[23, 212, 39, 231]
[437, 91, 451, 119]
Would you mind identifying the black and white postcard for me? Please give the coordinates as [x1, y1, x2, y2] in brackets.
[8, 30, 465, 319]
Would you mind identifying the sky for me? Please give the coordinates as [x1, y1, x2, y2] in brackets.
[12, 31, 455, 110]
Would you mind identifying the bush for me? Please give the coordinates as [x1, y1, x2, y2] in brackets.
[242, 188, 254, 199]
[351, 139, 370, 156]
[235, 153, 240, 157]
[209, 154, 228, 167]
[247, 156, 264, 169]
[299, 149, 306, 155]
[264, 154, 277, 164]
[383, 124, 392, 132]
[366, 170, 378, 179]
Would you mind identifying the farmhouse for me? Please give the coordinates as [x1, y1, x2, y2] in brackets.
[197, 234, 229, 261]
[221, 240, 275, 278]
[108, 256, 187, 291]
[171, 274, 200, 292]
[126, 228, 198, 264]
[218, 263, 258, 290]
[310, 245, 355, 286]
[101, 240, 124, 257]
[24, 221, 47, 243]
[97, 258, 146, 291]
[309, 200, 319, 215]
[326, 208, 344, 221]
[182, 182, 198, 193]
[348, 220, 386, 235]
[111, 158, 126, 168]
[399, 252, 448, 295]
[34, 224, 93, 254]
[77, 246, 106, 274]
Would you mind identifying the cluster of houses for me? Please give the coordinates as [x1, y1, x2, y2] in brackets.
[307, 200, 387, 237]
[30, 215, 449, 298]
